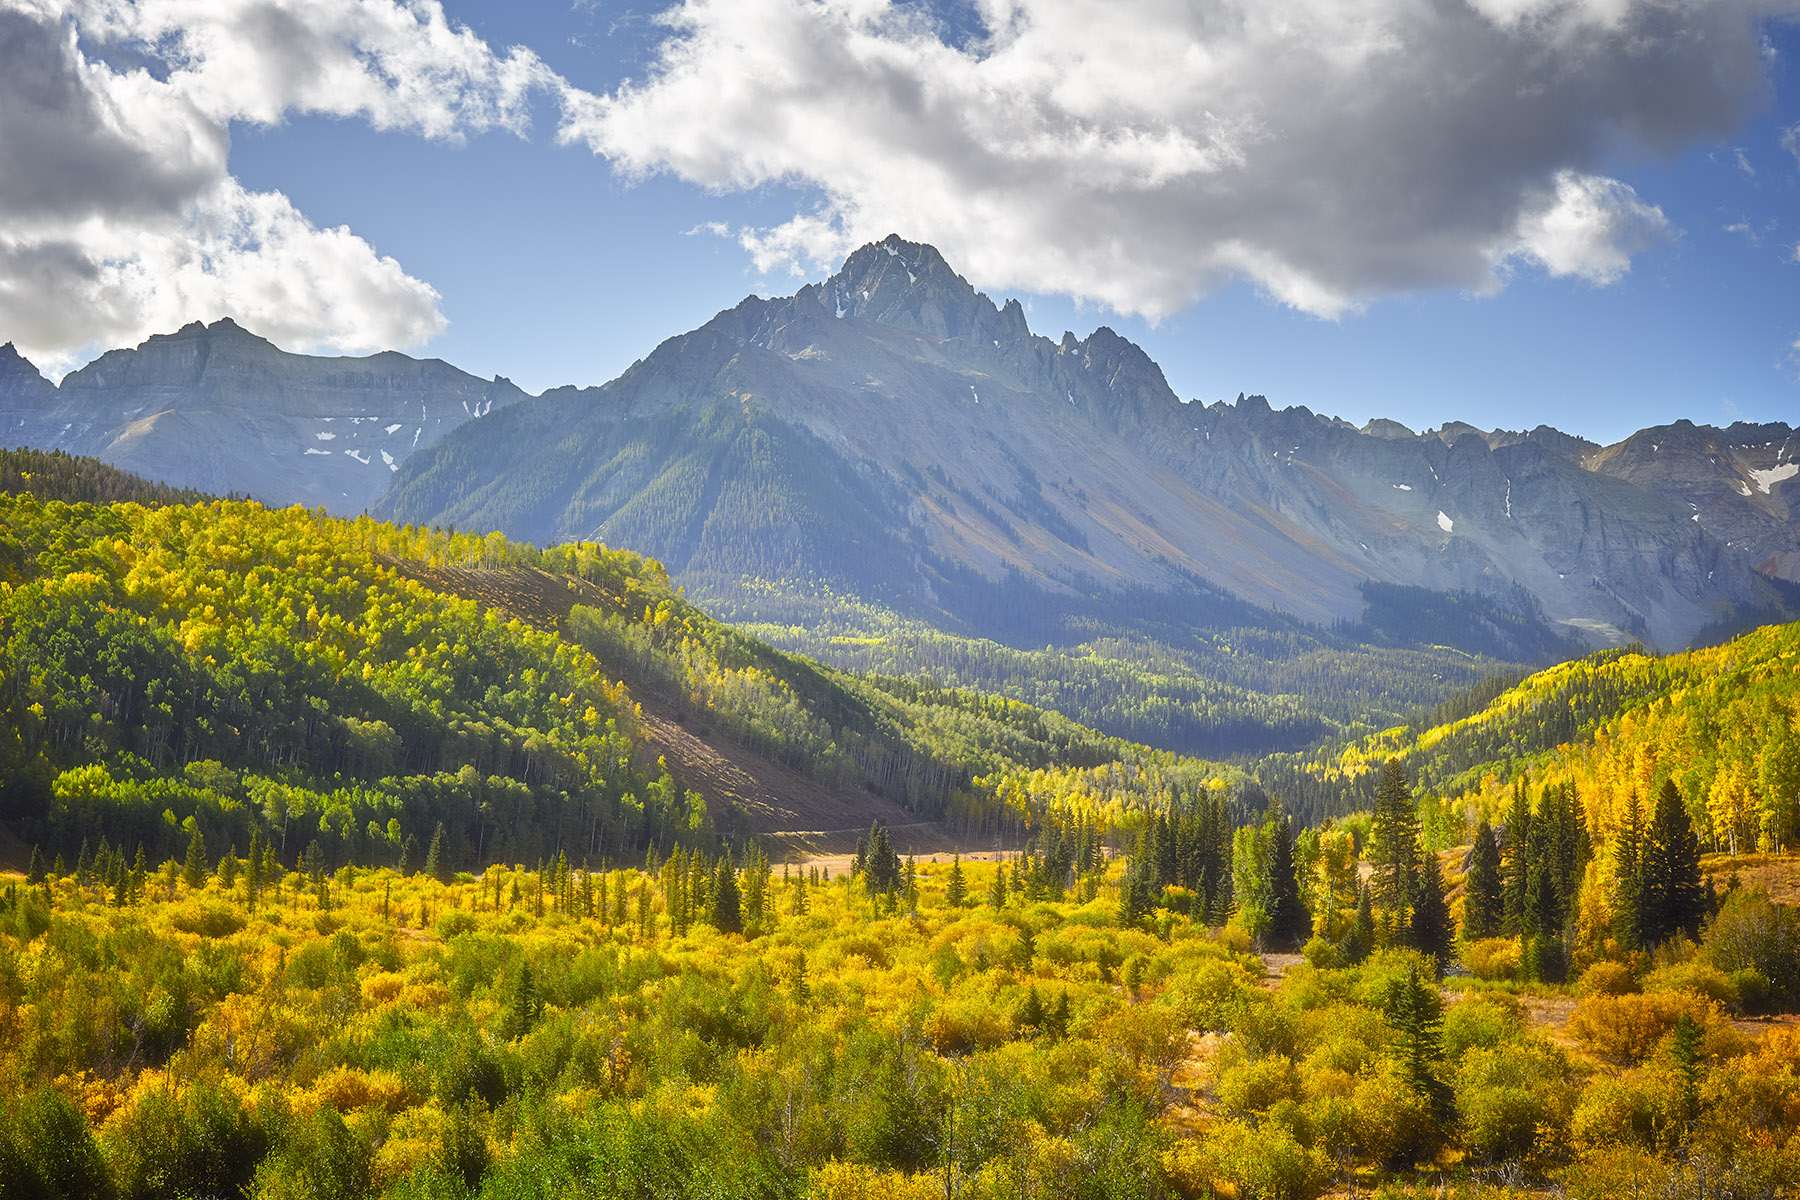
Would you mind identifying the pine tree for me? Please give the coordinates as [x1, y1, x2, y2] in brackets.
[1264, 807, 1311, 950]
[399, 834, 417, 877]
[1463, 821, 1502, 940]
[945, 853, 967, 908]
[1017, 987, 1045, 1036]
[1611, 794, 1645, 951]
[1500, 779, 1533, 934]
[1642, 779, 1706, 944]
[1343, 883, 1375, 964]
[502, 963, 540, 1039]
[1045, 989, 1072, 1041]
[1385, 961, 1453, 1121]
[26, 846, 45, 888]
[1371, 759, 1420, 915]
[711, 857, 742, 934]
[183, 828, 208, 890]
[1409, 846, 1455, 969]
[426, 823, 451, 884]
[989, 863, 1008, 909]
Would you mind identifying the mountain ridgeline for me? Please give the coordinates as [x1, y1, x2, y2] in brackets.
[2, 237, 1795, 758]
[379, 236, 1796, 653]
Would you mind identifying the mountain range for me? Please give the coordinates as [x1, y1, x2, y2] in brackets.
[3, 235, 1795, 663]
[0, 319, 523, 513]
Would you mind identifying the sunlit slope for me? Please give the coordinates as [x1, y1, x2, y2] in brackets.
[0, 450, 1248, 867]
[1261, 621, 1800, 844]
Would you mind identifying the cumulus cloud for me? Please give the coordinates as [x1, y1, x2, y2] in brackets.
[561, 0, 1795, 319]
[0, 0, 558, 374]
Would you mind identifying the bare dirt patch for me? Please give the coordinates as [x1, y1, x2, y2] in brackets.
[385, 559, 975, 858]
[1703, 853, 1800, 906]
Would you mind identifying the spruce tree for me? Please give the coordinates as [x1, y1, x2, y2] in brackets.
[1409, 847, 1455, 969]
[426, 823, 451, 884]
[1611, 795, 1645, 951]
[1371, 759, 1420, 915]
[710, 857, 742, 933]
[946, 853, 967, 908]
[1642, 779, 1706, 943]
[26, 846, 45, 888]
[1265, 808, 1311, 950]
[1463, 821, 1503, 940]
[1500, 780, 1533, 934]
[989, 863, 1008, 909]
[1344, 883, 1375, 964]
[1386, 961, 1453, 1121]
[182, 828, 208, 890]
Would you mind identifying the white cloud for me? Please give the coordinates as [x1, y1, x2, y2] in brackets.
[0, 0, 557, 373]
[1508, 170, 1671, 285]
[561, 0, 1795, 319]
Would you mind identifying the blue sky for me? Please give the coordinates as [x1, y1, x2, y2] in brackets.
[7, 0, 1800, 446]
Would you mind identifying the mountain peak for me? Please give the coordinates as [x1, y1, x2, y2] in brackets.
[819, 236, 1023, 346]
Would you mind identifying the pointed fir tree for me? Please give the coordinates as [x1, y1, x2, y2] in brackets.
[711, 857, 742, 934]
[1611, 794, 1646, 951]
[1343, 883, 1375, 965]
[1409, 846, 1455, 970]
[1371, 758, 1420, 915]
[989, 863, 1008, 909]
[26, 845, 45, 888]
[1463, 820, 1503, 940]
[1265, 807, 1312, 950]
[1386, 961, 1453, 1122]
[1500, 779, 1533, 934]
[946, 853, 967, 908]
[426, 822, 451, 884]
[1642, 779, 1706, 944]
[182, 828, 208, 890]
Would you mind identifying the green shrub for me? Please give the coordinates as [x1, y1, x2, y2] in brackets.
[1642, 961, 1739, 1012]
[1441, 992, 1524, 1059]
[1201, 1118, 1327, 1200]
[0, 1087, 110, 1200]
[1216, 1053, 1299, 1119]
[104, 1081, 266, 1200]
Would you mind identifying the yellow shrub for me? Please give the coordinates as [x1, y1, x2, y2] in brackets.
[923, 996, 1012, 1054]
[1575, 960, 1637, 998]
[810, 1160, 943, 1200]
[309, 1065, 417, 1113]
[167, 900, 246, 938]
[1568, 992, 1716, 1064]
[360, 972, 405, 1005]
[1463, 937, 1521, 981]
[373, 1103, 452, 1185]
[1569, 1066, 1683, 1152]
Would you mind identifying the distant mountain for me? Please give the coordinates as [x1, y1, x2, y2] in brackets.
[379, 236, 1793, 650]
[0, 319, 524, 511]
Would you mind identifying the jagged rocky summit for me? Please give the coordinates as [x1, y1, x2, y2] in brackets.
[380, 235, 1796, 649]
[0, 319, 524, 512]
[4, 237, 1795, 649]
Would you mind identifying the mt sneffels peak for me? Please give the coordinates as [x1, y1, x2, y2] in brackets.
[2, 236, 1793, 651]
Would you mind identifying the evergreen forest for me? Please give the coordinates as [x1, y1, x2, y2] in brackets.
[4, 449, 1800, 1200]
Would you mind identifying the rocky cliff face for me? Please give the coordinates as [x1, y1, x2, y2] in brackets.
[7, 239, 1791, 650]
[0, 320, 524, 512]
[382, 235, 1792, 649]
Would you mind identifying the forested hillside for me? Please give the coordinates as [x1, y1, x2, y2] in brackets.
[1258, 620, 1800, 849]
[0, 450, 1255, 879]
[708, 574, 1550, 760]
